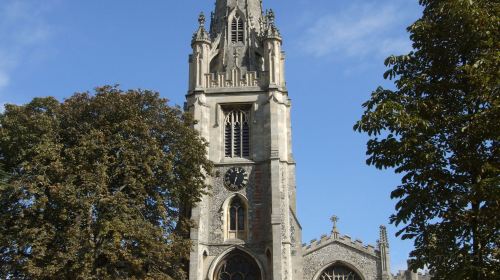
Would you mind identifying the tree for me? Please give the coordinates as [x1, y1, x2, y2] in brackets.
[0, 86, 213, 280]
[354, 0, 499, 279]
[0, 164, 8, 184]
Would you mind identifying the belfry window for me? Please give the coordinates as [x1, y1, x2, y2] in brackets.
[231, 16, 244, 43]
[224, 108, 250, 158]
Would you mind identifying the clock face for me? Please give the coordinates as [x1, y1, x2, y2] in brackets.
[224, 167, 248, 191]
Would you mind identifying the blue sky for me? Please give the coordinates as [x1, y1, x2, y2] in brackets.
[0, 0, 422, 273]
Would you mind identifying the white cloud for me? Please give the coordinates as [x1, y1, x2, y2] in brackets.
[0, 0, 56, 95]
[299, 1, 416, 60]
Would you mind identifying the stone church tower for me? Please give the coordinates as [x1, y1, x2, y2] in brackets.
[185, 1, 393, 279]
[185, 0, 302, 279]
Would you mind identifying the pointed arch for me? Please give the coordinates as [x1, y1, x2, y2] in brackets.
[228, 9, 246, 43]
[208, 247, 264, 280]
[222, 194, 249, 240]
[224, 107, 250, 158]
[313, 261, 365, 280]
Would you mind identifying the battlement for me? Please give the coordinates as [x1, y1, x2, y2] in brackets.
[302, 232, 378, 256]
[393, 270, 433, 280]
[203, 69, 267, 89]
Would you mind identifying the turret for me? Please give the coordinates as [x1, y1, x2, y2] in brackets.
[189, 13, 212, 90]
[262, 10, 285, 88]
[379, 225, 392, 280]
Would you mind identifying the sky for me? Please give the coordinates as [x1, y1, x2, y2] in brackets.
[0, 0, 423, 273]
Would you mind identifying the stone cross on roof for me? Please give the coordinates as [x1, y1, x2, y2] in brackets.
[331, 215, 340, 238]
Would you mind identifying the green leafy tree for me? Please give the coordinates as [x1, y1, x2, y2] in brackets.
[354, 0, 499, 279]
[0, 86, 213, 280]
[0, 163, 7, 184]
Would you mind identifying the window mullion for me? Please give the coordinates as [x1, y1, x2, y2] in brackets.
[239, 120, 243, 157]
[224, 109, 250, 159]
[231, 113, 235, 158]
[235, 206, 238, 232]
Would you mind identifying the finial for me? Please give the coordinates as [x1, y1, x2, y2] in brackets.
[198, 12, 206, 27]
[330, 215, 339, 228]
[233, 49, 239, 67]
[192, 12, 210, 45]
[267, 9, 275, 25]
[331, 215, 339, 238]
[379, 225, 389, 247]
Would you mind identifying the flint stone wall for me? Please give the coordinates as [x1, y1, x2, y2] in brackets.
[303, 241, 381, 280]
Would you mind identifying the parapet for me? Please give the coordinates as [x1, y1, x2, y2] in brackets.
[393, 270, 433, 280]
[302, 232, 378, 257]
[203, 69, 267, 89]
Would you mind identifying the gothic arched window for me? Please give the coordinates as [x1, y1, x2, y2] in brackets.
[229, 196, 245, 231]
[215, 250, 261, 280]
[224, 108, 250, 158]
[231, 16, 244, 43]
[228, 196, 246, 239]
[318, 264, 362, 280]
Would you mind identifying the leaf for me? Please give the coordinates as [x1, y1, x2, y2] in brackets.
[353, 0, 500, 277]
[0, 87, 213, 279]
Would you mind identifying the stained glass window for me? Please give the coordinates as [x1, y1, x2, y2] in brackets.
[215, 251, 261, 280]
[318, 264, 362, 280]
[229, 197, 245, 231]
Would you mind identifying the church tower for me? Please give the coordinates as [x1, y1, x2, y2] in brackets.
[185, 0, 302, 279]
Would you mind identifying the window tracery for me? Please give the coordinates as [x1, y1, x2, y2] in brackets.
[224, 108, 250, 158]
[318, 264, 362, 280]
[215, 250, 261, 280]
[227, 196, 247, 240]
[231, 16, 244, 43]
[229, 196, 245, 231]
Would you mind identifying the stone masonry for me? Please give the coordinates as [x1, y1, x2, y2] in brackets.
[185, 1, 409, 280]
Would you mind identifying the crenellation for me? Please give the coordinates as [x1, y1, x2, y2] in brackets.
[393, 269, 433, 280]
[301, 231, 379, 259]
[366, 244, 375, 254]
[342, 234, 352, 242]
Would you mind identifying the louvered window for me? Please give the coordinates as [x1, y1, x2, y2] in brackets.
[224, 108, 250, 158]
[231, 16, 244, 43]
